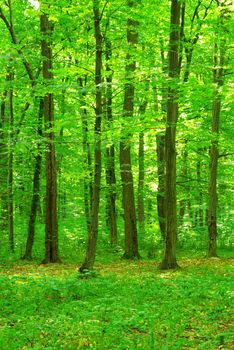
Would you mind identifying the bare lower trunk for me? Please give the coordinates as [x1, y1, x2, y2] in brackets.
[41, 14, 60, 264]
[197, 160, 204, 227]
[160, 0, 181, 270]
[79, 0, 102, 272]
[106, 146, 117, 246]
[120, 1, 140, 259]
[178, 145, 188, 226]
[105, 39, 117, 246]
[0, 93, 8, 231]
[156, 133, 166, 240]
[79, 77, 93, 232]
[137, 82, 149, 235]
[138, 130, 144, 234]
[207, 7, 226, 257]
[154, 56, 166, 241]
[22, 99, 43, 260]
[8, 71, 14, 252]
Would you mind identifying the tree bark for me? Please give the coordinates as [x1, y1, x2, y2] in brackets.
[160, 0, 181, 270]
[79, 0, 102, 272]
[137, 81, 149, 235]
[207, 29, 225, 257]
[79, 77, 93, 232]
[178, 144, 188, 226]
[22, 99, 43, 260]
[6, 70, 14, 253]
[0, 92, 8, 232]
[40, 14, 60, 263]
[196, 159, 204, 227]
[120, 0, 139, 259]
[105, 39, 118, 246]
[155, 42, 167, 241]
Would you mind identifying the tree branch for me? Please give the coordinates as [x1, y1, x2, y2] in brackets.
[0, 5, 35, 84]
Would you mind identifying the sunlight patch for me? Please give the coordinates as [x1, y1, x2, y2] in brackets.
[28, 0, 40, 10]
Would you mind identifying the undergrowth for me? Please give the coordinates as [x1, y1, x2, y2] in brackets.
[0, 255, 233, 349]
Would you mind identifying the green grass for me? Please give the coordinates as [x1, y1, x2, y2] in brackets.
[0, 257, 233, 349]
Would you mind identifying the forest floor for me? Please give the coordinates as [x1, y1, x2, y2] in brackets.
[0, 255, 233, 349]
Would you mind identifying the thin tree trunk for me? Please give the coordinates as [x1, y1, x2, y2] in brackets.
[120, 0, 139, 259]
[155, 43, 167, 241]
[160, 0, 181, 270]
[105, 39, 117, 246]
[178, 144, 188, 226]
[207, 28, 226, 257]
[40, 14, 60, 263]
[57, 87, 66, 221]
[22, 99, 43, 260]
[79, 0, 102, 272]
[0, 93, 8, 231]
[156, 132, 166, 240]
[138, 130, 145, 234]
[137, 81, 149, 235]
[7, 70, 14, 252]
[79, 77, 93, 232]
[196, 159, 204, 227]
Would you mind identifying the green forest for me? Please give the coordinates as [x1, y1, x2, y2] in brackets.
[0, 0, 233, 349]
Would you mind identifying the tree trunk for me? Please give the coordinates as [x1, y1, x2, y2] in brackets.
[120, 0, 139, 259]
[79, 77, 93, 232]
[178, 144, 188, 226]
[155, 44, 167, 241]
[196, 159, 204, 227]
[207, 29, 225, 257]
[160, 0, 181, 270]
[40, 14, 60, 263]
[156, 132, 166, 240]
[105, 39, 118, 246]
[138, 130, 145, 235]
[0, 93, 8, 232]
[79, 0, 102, 272]
[7, 71, 14, 252]
[22, 99, 43, 260]
[137, 81, 149, 235]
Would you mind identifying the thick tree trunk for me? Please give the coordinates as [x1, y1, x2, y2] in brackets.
[22, 99, 43, 260]
[79, 0, 102, 272]
[207, 35, 225, 257]
[160, 0, 181, 270]
[40, 14, 60, 263]
[120, 1, 139, 259]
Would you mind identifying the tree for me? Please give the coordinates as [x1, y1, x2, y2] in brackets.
[79, 0, 103, 272]
[137, 80, 150, 236]
[104, 38, 118, 246]
[207, 0, 227, 257]
[7, 69, 14, 252]
[40, 12, 60, 263]
[119, 0, 140, 259]
[22, 99, 43, 260]
[160, 0, 181, 270]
